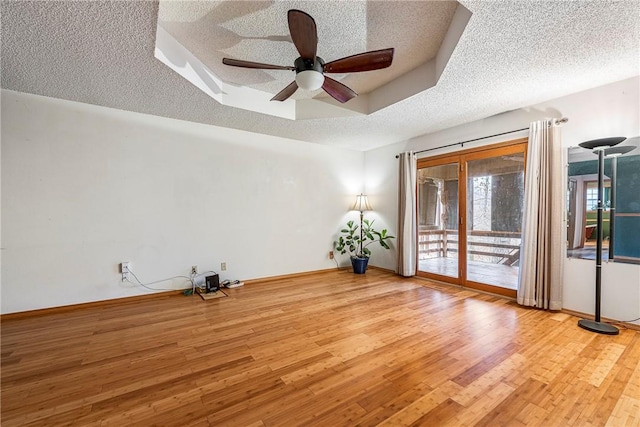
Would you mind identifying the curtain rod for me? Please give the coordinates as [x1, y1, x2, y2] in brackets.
[395, 117, 569, 158]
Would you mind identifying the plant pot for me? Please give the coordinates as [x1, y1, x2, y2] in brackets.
[350, 256, 369, 274]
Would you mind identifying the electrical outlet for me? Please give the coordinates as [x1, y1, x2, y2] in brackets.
[221, 262, 227, 271]
[191, 265, 198, 275]
[329, 251, 334, 259]
[120, 262, 130, 281]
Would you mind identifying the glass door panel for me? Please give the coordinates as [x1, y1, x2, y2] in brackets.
[417, 163, 460, 280]
[465, 152, 524, 290]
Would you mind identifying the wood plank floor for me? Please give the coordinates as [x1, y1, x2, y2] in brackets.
[2, 269, 639, 426]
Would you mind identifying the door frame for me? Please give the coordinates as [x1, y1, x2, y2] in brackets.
[416, 138, 528, 298]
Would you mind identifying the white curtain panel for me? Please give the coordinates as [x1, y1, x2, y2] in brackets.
[397, 152, 417, 276]
[518, 119, 564, 309]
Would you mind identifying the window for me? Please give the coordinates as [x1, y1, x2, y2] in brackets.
[585, 182, 610, 211]
[586, 186, 598, 211]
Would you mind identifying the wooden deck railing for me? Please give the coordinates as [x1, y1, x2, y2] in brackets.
[418, 229, 521, 266]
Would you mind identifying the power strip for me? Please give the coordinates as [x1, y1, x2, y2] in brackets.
[226, 281, 244, 289]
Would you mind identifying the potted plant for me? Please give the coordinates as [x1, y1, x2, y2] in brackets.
[334, 219, 394, 274]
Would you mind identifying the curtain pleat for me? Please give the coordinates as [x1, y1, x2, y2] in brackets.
[398, 152, 417, 276]
[518, 120, 564, 309]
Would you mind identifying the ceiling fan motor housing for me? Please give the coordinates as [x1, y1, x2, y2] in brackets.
[294, 56, 325, 74]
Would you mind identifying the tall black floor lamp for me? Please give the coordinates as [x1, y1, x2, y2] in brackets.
[577, 137, 626, 335]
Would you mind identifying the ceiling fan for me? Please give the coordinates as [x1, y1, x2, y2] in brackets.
[222, 9, 394, 103]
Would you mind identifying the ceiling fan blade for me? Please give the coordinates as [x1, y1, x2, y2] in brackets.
[271, 81, 298, 101]
[222, 58, 294, 71]
[322, 77, 357, 103]
[324, 48, 394, 73]
[288, 9, 317, 60]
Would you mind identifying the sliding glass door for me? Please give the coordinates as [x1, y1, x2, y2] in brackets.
[417, 140, 527, 297]
[465, 147, 525, 293]
[417, 162, 460, 281]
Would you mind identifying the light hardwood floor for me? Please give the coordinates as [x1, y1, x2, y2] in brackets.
[2, 269, 639, 426]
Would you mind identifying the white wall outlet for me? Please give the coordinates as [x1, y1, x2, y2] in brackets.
[329, 251, 334, 259]
[221, 262, 227, 271]
[191, 265, 198, 275]
[120, 262, 130, 281]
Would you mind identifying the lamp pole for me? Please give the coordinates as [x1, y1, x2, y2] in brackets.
[352, 193, 372, 257]
[577, 137, 626, 335]
[359, 208, 364, 256]
[595, 146, 604, 324]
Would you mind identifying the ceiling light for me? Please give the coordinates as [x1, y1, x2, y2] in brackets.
[295, 70, 324, 91]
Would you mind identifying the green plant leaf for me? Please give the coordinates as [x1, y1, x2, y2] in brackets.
[336, 218, 394, 258]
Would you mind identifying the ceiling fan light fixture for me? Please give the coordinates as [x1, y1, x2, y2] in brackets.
[295, 70, 324, 91]
[222, 10, 393, 103]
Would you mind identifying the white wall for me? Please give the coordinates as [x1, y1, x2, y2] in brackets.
[1, 90, 364, 314]
[365, 76, 640, 325]
[4, 77, 639, 322]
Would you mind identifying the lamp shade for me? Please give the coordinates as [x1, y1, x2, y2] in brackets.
[295, 70, 324, 91]
[579, 137, 626, 150]
[602, 145, 636, 158]
[351, 194, 372, 212]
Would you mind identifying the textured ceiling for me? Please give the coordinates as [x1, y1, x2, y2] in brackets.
[158, 1, 457, 98]
[2, 1, 639, 151]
